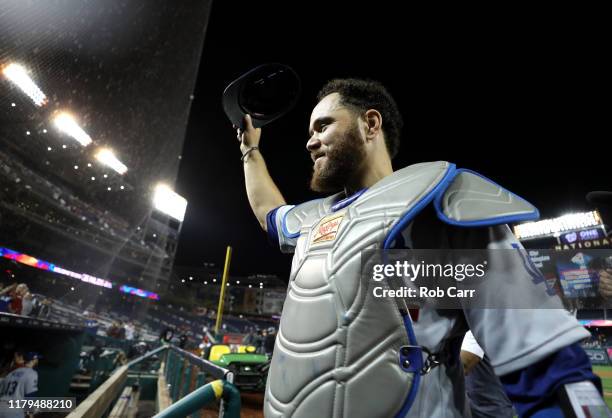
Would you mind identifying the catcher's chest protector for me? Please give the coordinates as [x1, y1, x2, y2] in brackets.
[264, 161, 454, 418]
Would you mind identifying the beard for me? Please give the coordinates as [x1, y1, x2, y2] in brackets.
[309, 123, 366, 193]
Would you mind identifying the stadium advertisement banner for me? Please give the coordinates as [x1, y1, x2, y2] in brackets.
[554, 237, 612, 251]
[560, 229, 605, 244]
[584, 348, 610, 366]
[119, 285, 159, 300]
[1, 246, 112, 288]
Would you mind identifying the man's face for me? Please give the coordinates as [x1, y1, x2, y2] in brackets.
[307, 93, 366, 193]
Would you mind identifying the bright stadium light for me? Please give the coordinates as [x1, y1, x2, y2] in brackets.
[53, 112, 92, 146]
[153, 183, 187, 222]
[95, 148, 128, 175]
[2, 63, 47, 106]
[514, 211, 603, 240]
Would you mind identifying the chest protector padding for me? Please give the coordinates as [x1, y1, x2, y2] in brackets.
[264, 161, 453, 418]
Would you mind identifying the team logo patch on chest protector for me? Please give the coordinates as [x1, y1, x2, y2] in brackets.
[312, 213, 345, 244]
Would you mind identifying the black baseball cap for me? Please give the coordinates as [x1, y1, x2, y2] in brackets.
[222, 63, 301, 130]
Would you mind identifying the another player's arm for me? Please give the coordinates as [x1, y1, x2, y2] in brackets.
[460, 331, 484, 376]
[461, 351, 481, 376]
[238, 115, 286, 231]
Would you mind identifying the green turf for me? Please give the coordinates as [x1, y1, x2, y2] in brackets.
[593, 365, 612, 410]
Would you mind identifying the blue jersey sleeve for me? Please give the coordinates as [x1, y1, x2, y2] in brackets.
[266, 206, 281, 245]
[500, 343, 602, 417]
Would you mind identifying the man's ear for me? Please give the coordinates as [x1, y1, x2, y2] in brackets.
[364, 109, 382, 141]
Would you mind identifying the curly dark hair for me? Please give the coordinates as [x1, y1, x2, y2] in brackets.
[316, 78, 403, 158]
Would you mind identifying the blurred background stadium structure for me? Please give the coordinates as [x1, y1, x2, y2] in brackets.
[0, 0, 208, 294]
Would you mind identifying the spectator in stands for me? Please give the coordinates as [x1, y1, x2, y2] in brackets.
[20, 291, 33, 317]
[84, 311, 99, 335]
[178, 334, 188, 349]
[243, 328, 256, 346]
[254, 329, 266, 354]
[201, 335, 213, 359]
[599, 333, 607, 346]
[39, 298, 51, 319]
[28, 296, 48, 319]
[107, 321, 122, 339]
[117, 321, 126, 340]
[8, 284, 28, 316]
[0, 284, 16, 313]
[125, 321, 135, 341]
[160, 327, 174, 343]
[128, 342, 149, 359]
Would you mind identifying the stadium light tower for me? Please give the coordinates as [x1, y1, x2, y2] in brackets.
[95, 148, 128, 175]
[2, 63, 47, 106]
[53, 112, 92, 146]
[153, 183, 188, 222]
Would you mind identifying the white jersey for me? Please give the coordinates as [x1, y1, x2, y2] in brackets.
[0, 367, 38, 418]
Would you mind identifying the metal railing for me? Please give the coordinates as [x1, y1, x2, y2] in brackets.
[153, 345, 240, 418]
[68, 344, 240, 418]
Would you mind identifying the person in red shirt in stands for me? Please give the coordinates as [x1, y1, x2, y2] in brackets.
[8, 284, 28, 315]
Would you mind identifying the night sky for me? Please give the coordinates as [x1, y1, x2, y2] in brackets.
[174, 3, 609, 278]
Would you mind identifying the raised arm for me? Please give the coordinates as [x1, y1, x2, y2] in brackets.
[237, 115, 286, 231]
[0, 283, 17, 296]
